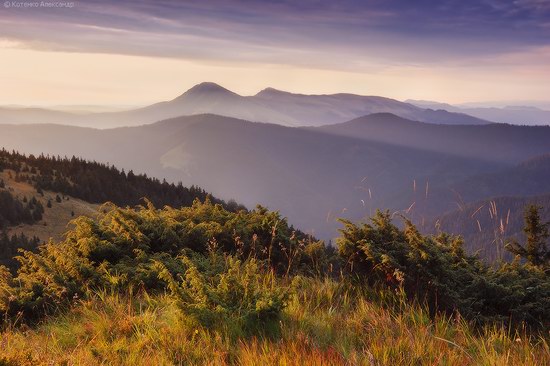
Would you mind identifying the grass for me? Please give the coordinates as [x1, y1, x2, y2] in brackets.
[1, 277, 548, 365]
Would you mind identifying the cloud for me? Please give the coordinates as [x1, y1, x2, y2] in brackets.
[0, 0, 547, 70]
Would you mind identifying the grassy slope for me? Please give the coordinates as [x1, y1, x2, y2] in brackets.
[1, 279, 548, 366]
[1, 169, 99, 242]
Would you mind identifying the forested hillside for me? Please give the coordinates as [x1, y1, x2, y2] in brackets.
[453, 154, 550, 201]
[0, 149, 242, 210]
[2, 0, 549, 362]
[0, 149, 243, 269]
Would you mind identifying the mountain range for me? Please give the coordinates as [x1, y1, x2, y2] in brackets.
[5, 83, 550, 129]
[0, 82, 490, 128]
[1, 109, 550, 258]
[407, 99, 550, 126]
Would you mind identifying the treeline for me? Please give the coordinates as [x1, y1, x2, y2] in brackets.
[0, 148, 246, 272]
[0, 190, 44, 228]
[1, 200, 548, 331]
[0, 149, 244, 211]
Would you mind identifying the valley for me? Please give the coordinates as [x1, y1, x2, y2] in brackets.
[1, 109, 549, 261]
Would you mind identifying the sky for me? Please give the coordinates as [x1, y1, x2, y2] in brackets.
[0, 0, 549, 106]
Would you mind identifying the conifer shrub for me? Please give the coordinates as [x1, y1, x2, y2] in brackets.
[337, 210, 550, 329]
[0, 199, 316, 322]
[155, 252, 288, 335]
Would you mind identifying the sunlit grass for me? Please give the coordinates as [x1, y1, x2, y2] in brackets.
[1, 277, 548, 365]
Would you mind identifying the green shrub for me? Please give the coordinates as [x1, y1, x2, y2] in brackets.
[337, 210, 550, 329]
[0, 199, 316, 321]
[155, 252, 288, 335]
[480, 262, 550, 328]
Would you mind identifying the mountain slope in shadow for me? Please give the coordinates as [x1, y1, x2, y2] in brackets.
[316, 113, 550, 164]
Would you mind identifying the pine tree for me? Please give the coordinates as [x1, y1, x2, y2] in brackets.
[506, 204, 550, 268]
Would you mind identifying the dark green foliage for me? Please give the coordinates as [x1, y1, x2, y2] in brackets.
[0, 265, 13, 314]
[1, 149, 243, 269]
[433, 195, 550, 262]
[479, 262, 550, 327]
[338, 210, 550, 329]
[506, 205, 550, 269]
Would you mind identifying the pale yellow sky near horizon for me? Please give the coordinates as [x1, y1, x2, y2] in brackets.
[1, 42, 550, 107]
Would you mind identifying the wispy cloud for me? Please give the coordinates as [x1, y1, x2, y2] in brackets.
[0, 0, 548, 69]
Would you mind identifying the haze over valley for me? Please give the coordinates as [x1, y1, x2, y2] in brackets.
[1, 95, 550, 259]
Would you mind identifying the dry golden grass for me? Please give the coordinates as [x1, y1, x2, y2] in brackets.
[1, 279, 548, 366]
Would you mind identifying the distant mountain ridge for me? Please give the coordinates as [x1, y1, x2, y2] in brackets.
[1, 112, 550, 257]
[407, 99, 550, 126]
[253, 88, 489, 126]
[316, 113, 550, 164]
[0, 82, 491, 128]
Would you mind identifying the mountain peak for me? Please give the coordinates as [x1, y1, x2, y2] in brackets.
[187, 82, 234, 94]
[255, 87, 292, 98]
[354, 112, 414, 123]
[172, 82, 238, 101]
